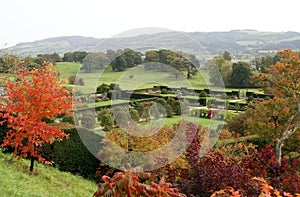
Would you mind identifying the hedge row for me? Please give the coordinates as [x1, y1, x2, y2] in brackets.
[41, 125, 103, 180]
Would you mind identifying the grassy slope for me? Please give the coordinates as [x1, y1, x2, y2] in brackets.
[0, 151, 97, 197]
[56, 62, 209, 92]
[56, 62, 262, 94]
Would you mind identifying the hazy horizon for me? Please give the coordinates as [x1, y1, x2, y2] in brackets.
[2, 0, 299, 47]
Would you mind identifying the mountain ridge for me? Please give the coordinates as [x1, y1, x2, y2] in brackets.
[7, 30, 300, 58]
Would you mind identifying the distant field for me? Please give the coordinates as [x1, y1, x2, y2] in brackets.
[56, 62, 81, 80]
[236, 40, 264, 46]
[57, 62, 210, 93]
[56, 62, 262, 94]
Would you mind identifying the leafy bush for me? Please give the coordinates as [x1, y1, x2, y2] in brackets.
[167, 97, 177, 109]
[41, 126, 102, 180]
[156, 98, 168, 107]
[166, 105, 173, 118]
[181, 151, 257, 197]
[180, 145, 300, 196]
[161, 88, 170, 94]
[242, 146, 300, 194]
[172, 100, 189, 115]
[227, 112, 250, 136]
[96, 83, 110, 94]
[212, 177, 300, 197]
[99, 114, 114, 131]
[94, 169, 186, 197]
[97, 109, 111, 121]
[130, 109, 140, 122]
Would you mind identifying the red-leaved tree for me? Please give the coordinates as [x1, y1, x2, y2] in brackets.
[0, 62, 72, 171]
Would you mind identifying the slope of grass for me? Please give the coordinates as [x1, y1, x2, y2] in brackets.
[56, 62, 210, 93]
[0, 151, 97, 197]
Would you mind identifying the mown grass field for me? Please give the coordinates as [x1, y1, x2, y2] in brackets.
[0, 151, 97, 197]
[56, 62, 209, 93]
[56, 62, 262, 94]
[135, 115, 224, 132]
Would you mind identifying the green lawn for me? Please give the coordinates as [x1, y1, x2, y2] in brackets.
[56, 62, 81, 79]
[56, 62, 263, 95]
[0, 151, 97, 197]
[56, 62, 210, 93]
[138, 115, 224, 130]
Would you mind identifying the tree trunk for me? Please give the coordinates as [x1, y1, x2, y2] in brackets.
[30, 156, 35, 172]
[275, 117, 300, 164]
[275, 139, 283, 164]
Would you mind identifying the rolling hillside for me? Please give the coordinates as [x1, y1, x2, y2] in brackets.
[8, 30, 300, 58]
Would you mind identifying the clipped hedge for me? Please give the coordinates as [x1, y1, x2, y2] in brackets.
[41, 125, 103, 180]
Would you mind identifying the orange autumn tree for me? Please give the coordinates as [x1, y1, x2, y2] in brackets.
[253, 49, 300, 164]
[0, 62, 72, 171]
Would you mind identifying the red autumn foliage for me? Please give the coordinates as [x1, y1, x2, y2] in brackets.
[212, 177, 300, 197]
[93, 169, 186, 197]
[0, 62, 72, 170]
[242, 146, 300, 194]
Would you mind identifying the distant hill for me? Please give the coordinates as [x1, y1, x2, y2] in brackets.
[8, 30, 300, 59]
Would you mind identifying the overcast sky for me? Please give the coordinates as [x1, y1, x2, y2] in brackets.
[1, 0, 299, 47]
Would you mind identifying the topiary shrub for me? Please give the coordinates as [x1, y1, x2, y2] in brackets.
[130, 109, 140, 122]
[167, 97, 177, 108]
[166, 105, 173, 118]
[96, 83, 110, 94]
[161, 88, 170, 94]
[173, 100, 189, 115]
[200, 108, 209, 118]
[141, 106, 150, 121]
[156, 98, 168, 107]
[99, 113, 114, 131]
[199, 90, 208, 97]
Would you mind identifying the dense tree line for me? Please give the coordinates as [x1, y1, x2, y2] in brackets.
[62, 51, 88, 62]
[208, 51, 253, 88]
[0, 55, 50, 73]
[144, 49, 199, 78]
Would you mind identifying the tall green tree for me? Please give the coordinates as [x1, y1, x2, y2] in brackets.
[223, 51, 232, 61]
[208, 56, 227, 86]
[62, 52, 74, 62]
[81, 52, 109, 72]
[111, 55, 127, 71]
[122, 48, 142, 68]
[230, 61, 252, 88]
[0, 55, 19, 73]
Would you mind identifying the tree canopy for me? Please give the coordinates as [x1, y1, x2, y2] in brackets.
[0, 62, 73, 171]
